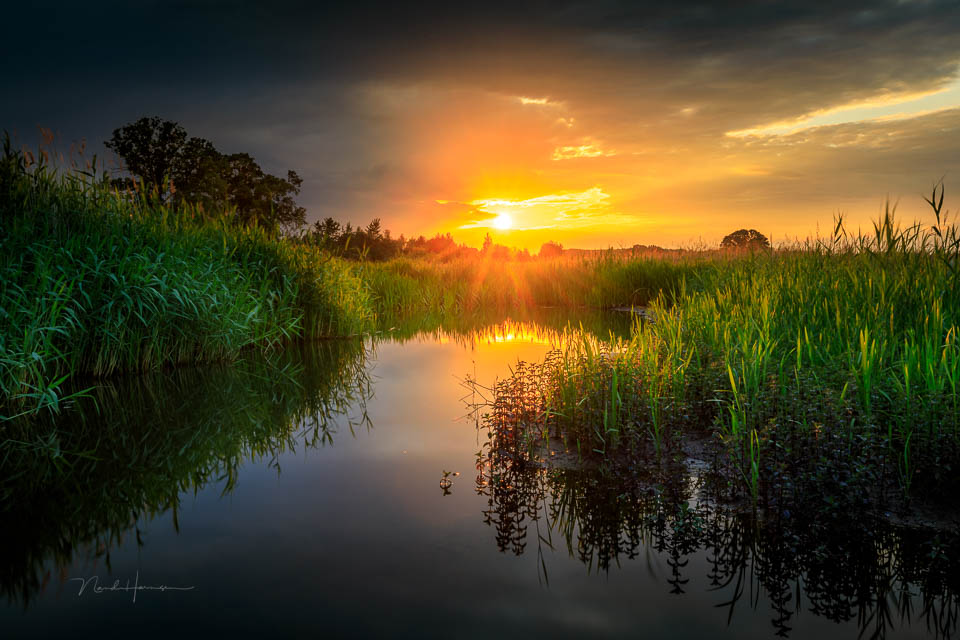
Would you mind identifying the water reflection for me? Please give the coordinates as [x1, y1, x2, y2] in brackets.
[2, 313, 958, 639]
[376, 306, 635, 347]
[476, 400, 960, 639]
[0, 312, 622, 613]
[0, 338, 371, 608]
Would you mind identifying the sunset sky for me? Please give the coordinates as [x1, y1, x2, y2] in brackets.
[3, 1, 960, 249]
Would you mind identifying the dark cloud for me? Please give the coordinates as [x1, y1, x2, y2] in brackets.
[2, 1, 959, 239]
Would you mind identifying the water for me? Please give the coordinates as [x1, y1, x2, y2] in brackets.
[1, 312, 956, 638]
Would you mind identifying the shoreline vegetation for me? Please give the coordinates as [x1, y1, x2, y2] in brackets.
[472, 194, 960, 513]
[3, 139, 960, 510]
[0, 139, 695, 423]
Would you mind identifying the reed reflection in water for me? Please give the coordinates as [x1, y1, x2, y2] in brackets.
[0, 338, 372, 608]
[1, 313, 958, 639]
[475, 391, 960, 639]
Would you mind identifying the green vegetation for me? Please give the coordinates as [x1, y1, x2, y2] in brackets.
[0, 136, 684, 424]
[0, 138, 673, 424]
[363, 253, 697, 318]
[0, 139, 371, 422]
[105, 117, 307, 230]
[478, 193, 960, 504]
[4, 125, 960, 636]
[6, 130, 960, 510]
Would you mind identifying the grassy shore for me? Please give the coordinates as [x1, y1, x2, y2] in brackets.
[479, 200, 960, 504]
[0, 142, 371, 421]
[5, 140, 960, 507]
[0, 143, 694, 422]
[361, 251, 699, 317]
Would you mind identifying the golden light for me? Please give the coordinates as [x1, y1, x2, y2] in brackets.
[492, 213, 513, 230]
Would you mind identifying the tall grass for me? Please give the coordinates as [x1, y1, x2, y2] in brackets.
[1, 135, 693, 423]
[0, 139, 373, 421]
[477, 190, 960, 503]
[363, 250, 704, 319]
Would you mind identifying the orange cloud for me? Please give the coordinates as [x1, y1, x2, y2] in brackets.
[551, 142, 617, 160]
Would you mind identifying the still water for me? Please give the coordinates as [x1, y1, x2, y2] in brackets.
[1, 312, 955, 638]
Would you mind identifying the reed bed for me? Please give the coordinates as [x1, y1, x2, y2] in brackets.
[8, 129, 960, 509]
[478, 193, 960, 503]
[0, 141, 372, 421]
[363, 251, 703, 317]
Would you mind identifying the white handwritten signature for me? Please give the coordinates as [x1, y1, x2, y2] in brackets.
[69, 571, 195, 603]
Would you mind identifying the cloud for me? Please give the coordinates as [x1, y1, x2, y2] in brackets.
[471, 187, 611, 214]
[4, 0, 960, 246]
[456, 187, 643, 230]
[518, 96, 556, 106]
[727, 76, 960, 137]
[552, 142, 617, 160]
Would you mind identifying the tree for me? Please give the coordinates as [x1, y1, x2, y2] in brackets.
[105, 116, 196, 202]
[106, 117, 306, 231]
[482, 232, 493, 254]
[219, 153, 306, 231]
[539, 241, 564, 258]
[365, 218, 383, 241]
[171, 136, 223, 210]
[313, 217, 341, 245]
[721, 228, 770, 251]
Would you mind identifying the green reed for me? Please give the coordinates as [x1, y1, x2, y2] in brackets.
[0, 139, 373, 421]
[476, 187, 960, 502]
[362, 250, 704, 318]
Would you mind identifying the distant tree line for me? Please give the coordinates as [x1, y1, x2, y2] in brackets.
[304, 217, 406, 260]
[303, 221, 543, 262]
[105, 117, 768, 259]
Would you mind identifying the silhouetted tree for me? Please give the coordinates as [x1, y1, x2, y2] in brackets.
[104, 117, 197, 202]
[539, 241, 564, 258]
[721, 228, 770, 250]
[365, 218, 383, 240]
[313, 217, 341, 244]
[482, 233, 494, 254]
[106, 116, 306, 231]
[218, 152, 306, 230]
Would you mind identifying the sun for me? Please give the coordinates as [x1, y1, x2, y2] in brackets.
[492, 213, 513, 230]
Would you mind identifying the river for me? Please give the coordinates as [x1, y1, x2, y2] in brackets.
[0, 311, 954, 638]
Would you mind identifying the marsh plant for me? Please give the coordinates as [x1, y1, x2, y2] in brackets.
[6, 129, 960, 512]
[472, 186, 960, 507]
[0, 137, 373, 422]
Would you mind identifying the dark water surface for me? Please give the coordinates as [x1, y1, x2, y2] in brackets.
[1, 312, 956, 638]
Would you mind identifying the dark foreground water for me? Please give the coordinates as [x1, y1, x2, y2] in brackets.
[1, 312, 957, 639]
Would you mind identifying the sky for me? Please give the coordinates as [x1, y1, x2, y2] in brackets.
[3, 0, 960, 249]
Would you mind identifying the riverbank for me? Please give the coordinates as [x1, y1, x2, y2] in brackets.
[0, 144, 373, 420]
[0, 146, 695, 422]
[475, 205, 960, 505]
[5, 144, 960, 512]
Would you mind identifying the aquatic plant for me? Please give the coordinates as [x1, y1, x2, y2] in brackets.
[0, 138, 373, 421]
[473, 187, 960, 504]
